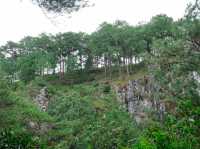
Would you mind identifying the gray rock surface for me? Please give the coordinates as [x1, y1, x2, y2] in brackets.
[27, 121, 52, 134]
[27, 87, 52, 133]
[34, 87, 50, 111]
[115, 76, 168, 123]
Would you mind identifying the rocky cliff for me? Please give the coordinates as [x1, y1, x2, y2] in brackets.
[115, 76, 174, 123]
[27, 87, 52, 134]
[34, 87, 50, 111]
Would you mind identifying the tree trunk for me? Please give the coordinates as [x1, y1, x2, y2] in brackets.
[96, 56, 99, 68]
[80, 54, 83, 70]
[59, 55, 64, 79]
[126, 58, 129, 77]
[62, 58, 65, 75]
[53, 68, 56, 75]
[130, 57, 133, 73]
[104, 55, 107, 79]
[108, 55, 112, 79]
[118, 55, 122, 78]
[60, 61, 62, 78]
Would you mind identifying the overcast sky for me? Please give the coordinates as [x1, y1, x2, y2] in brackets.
[0, 0, 190, 46]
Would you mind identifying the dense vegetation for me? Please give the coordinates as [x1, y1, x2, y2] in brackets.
[0, 0, 200, 148]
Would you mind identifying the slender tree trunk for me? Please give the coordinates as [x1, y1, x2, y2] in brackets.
[123, 56, 126, 73]
[42, 66, 44, 76]
[53, 68, 56, 75]
[126, 58, 129, 77]
[130, 57, 133, 73]
[39, 67, 42, 76]
[59, 56, 61, 75]
[62, 58, 65, 75]
[135, 56, 137, 64]
[118, 55, 122, 78]
[80, 54, 83, 70]
[108, 55, 112, 79]
[104, 63, 107, 79]
[97, 56, 99, 68]
[129, 57, 132, 74]
[59, 55, 64, 79]
[104, 55, 107, 79]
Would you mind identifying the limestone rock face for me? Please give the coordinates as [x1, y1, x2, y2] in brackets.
[115, 77, 168, 123]
[27, 121, 53, 134]
[34, 87, 50, 111]
[27, 87, 52, 134]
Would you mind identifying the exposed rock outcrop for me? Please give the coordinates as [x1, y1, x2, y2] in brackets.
[34, 87, 50, 111]
[27, 87, 52, 134]
[27, 121, 52, 134]
[115, 76, 172, 123]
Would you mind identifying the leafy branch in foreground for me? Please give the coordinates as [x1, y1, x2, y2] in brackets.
[32, 0, 90, 13]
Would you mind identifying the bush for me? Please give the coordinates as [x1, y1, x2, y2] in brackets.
[0, 129, 36, 149]
[47, 84, 139, 148]
[0, 79, 12, 106]
[103, 84, 111, 93]
[133, 136, 157, 149]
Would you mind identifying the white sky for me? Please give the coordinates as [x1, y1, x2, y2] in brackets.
[0, 0, 190, 46]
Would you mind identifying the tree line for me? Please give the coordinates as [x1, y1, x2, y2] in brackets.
[0, 11, 199, 84]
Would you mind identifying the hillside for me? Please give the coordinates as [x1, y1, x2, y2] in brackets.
[0, 65, 143, 148]
[1, 62, 199, 148]
[0, 1, 200, 148]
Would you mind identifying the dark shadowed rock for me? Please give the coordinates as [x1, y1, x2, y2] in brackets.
[115, 76, 175, 124]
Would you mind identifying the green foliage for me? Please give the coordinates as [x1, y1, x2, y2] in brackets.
[0, 1, 200, 148]
[103, 83, 111, 93]
[134, 98, 200, 149]
[133, 136, 157, 149]
[17, 54, 37, 83]
[0, 129, 36, 149]
[0, 58, 16, 77]
[65, 55, 79, 72]
[0, 78, 10, 104]
[0, 77, 53, 147]
[47, 83, 138, 148]
[48, 93, 95, 121]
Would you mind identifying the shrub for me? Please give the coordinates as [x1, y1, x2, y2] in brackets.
[0, 129, 36, 149]
[103, 84, 111, 93]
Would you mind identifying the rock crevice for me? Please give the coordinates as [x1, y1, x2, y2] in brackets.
[34, 87, 50, 111]
[115, 77, 167, 123]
